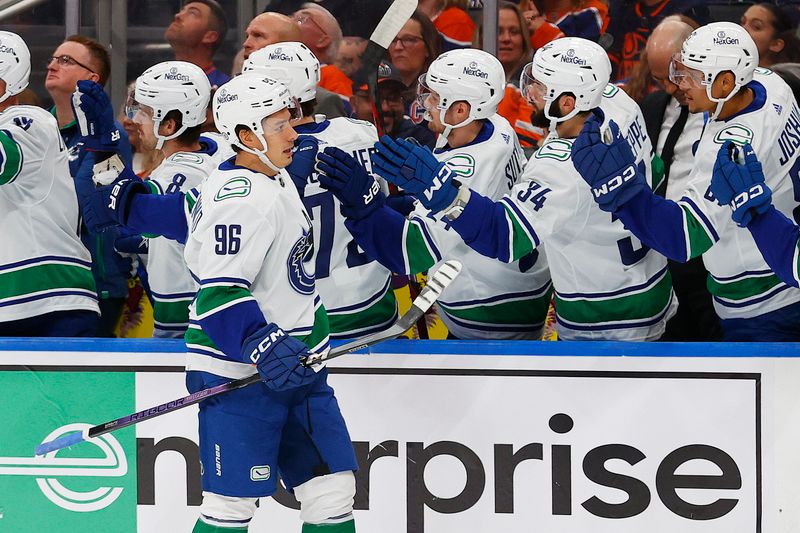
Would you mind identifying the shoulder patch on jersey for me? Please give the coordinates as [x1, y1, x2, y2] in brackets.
[603, 84, 619, 98]
[535, 139, 573, 161]
[755, 67, 773, 76]
[214, 177, 252, 201]
[170, 152, 207, 166]
[444, 153, 476, 178]
[713, 124, 754, 146]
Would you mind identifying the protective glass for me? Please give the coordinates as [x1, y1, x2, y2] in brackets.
[519, 63, 547, 105]
[668, 54, 705, 89]
[127, 101, 154, 126]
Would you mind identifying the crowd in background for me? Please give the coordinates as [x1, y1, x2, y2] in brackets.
[4, 0, 800, 341]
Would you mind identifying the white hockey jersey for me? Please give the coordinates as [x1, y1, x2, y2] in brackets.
[184, 160, 329, 379]
[300, 117, 398, 338]
[145, 139, 221, 337]
[675, 68, 800, 319]
[0, 106, 99, 321]
[400, 115, 552, 339]
[487, 85, 676, 340]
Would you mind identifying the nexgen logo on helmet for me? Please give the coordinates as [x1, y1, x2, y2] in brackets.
[561, 49, 587, 66]
[462, 61, 489, 79]
[217, 88, 238, 104]
[0, 44, 16, 55]
[164, 66, 191, 81]
[268, 48, 294, 62]
[713, 31, 740, 46]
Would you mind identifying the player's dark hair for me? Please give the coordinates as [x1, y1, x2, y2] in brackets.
[187, 0, 228, 52]
[164, 109, 203, 146]
[64, 35, 111, 85]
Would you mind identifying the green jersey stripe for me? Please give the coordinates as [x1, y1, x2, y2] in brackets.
[0, 130, 23, 185]
[152, 298, 192, 327]
[327, 286, 397, 335]
[707, 272, 783, 302]
[195, 285, 254, 317]
[0, 262, 96, 301]
[555, 270, 673, 325]
[404, 220, 438, 274]
[681, 204, 715, 260]
[502, 204, 537, 262]
[439, 285, 552, 326]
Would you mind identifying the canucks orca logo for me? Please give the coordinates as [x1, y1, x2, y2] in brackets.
[287, 222, 315, 295]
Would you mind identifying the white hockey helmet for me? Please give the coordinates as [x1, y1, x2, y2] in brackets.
[0, 31, 30, 104]
[672, 22, 758, 119]
[521, 37, 611, 132]
[213, 73, 300, 172]
[418, 48, 505, 144]
[242, 42, 320, 103]
[133, 61, 211, 149]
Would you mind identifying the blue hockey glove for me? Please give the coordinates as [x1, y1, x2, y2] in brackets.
[317, 146, 386, 220]
[710, 141, 772, 227]
[77, 154, 149, 233]
[242, 322, 317, 391]
[114, 227, 148, 255]
[286, 136, 320, 197]
[372, 135, 459, 213]
[71, 80, 122, 152]
[572, 113, 647, 212]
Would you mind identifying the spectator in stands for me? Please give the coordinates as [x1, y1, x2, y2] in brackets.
[421, 0, 476, 51]
[639, 17, 722, 341]
[606, 0, 708, 81]
[335, 37, 366, 79]
[165, 0, 230, 88]
[521, 0, 608, 43]
[258, 0, 393, 39]
[350, 62, 436, 148]
[235, 12, 347, 118]
[45, 35, 134, 337]
[520, 0, 564, 50]
[388, 10, 442, 124]
[494, 2, 543, 148]
[294, 4, 353, 101]
[741, 3, 800, 68]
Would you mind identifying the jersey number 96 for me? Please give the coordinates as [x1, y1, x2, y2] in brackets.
[215, 224, 241, 255]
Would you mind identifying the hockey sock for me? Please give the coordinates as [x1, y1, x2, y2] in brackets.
[301, 518, 356, 532]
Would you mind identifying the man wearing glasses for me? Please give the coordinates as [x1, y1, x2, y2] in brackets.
[638, 17, 722, 342]
[45, 35, 133, 337]
[294, 5, 353, 103]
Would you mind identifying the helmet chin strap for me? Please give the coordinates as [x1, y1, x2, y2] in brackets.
[706, 82, 741, 120]
[435, 107, 475, 149]
[544, 99, 581, 139]
[153, 120, 189, 150]
[234, 132, 281, 174]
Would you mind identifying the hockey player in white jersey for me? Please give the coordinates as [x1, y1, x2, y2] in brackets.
[572, 22, 800, 341]
[342, 37, 676, 340]
[121, 61, 218, 338]
[182, 73, 357, 532]
[0, 31, 100, 336]
[318, 48, 553, 339]
[242, 42, 398, 338]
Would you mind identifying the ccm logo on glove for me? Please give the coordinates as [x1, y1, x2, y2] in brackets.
[249, 328, 287, 364]
[592, 165, 636, 199]
[732, 184, 766, 209]
[424, 166, 452, 201]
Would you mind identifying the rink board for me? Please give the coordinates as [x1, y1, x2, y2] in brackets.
[0, 339, 799, 532]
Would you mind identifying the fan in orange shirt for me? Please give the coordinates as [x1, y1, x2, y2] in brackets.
[294, 4, 353, 100]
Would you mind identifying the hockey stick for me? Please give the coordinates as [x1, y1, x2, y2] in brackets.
[34, 259, 461, 457]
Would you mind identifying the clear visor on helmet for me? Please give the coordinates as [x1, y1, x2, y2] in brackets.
[668, 54, 705, 89]
[416, 73, 441, 113]
[260, 96, 303, 136]
[126, 101, 154, 126]
[519, 63, 547, 105]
